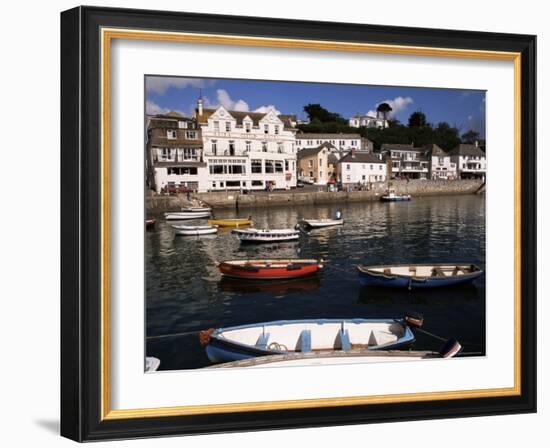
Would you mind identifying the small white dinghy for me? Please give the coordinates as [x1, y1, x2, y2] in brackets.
[200, 318, 415, 363]
[164, 211, 211, 220]
[181, 206, 212, 213]
[172, 224, 218, 236]
[233, 228, 300, 243]
[301, 210, 344, 228]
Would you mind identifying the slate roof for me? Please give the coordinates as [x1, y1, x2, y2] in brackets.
[297, 142, 336, 159]
[449, 144, 486, 157]
[338, 152, 385, 164]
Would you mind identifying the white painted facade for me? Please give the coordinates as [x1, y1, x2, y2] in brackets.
[199, 106, 297, 190]
[451, 154, 487, 180]
[430, 154, 458, 180]
[296, 134, 361, 153]
[348, 115, 388, 129]
[337, 154, 387, 184]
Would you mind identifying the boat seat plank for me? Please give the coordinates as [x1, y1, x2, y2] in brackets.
[256, 332, 270, 348]
[339, 329, 351, 351]
[299, 330, 312, 352]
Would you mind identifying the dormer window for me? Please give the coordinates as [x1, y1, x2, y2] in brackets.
[167, 130, 177, 139]
[245, 122, 251, 133]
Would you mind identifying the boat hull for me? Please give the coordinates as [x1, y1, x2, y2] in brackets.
[358, 264, 483, 289]
[380, 196, 411, 202]
[203, 318, 415, 363]
[173, 227, 218, 236]
[302, 219, 343, 228]
[165, 212, 211, 220]
[218, 260, 321, 280]
[208, 219, 252, 227]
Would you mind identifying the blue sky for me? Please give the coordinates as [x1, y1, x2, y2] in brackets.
[146, 76, 486, 136]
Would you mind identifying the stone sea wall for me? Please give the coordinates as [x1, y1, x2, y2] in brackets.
[146, 179, 484, 212]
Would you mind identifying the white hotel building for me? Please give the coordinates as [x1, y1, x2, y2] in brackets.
[196, 100, 297, 191]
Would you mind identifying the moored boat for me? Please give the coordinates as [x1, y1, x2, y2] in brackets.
[172, 224, 218, 236]
[207, 339, 463, 368]
[301, 211, 344, 228]
[200, 318, 415, 363]
[217, 259, 323, 280]
[181, 206, 212, 213]
[357, 263, 483, 289]
[233, 228, 300, 243]
[164, 211, 211, 220]
[380, 187, 411, 202]
[208, 217, 252, 227]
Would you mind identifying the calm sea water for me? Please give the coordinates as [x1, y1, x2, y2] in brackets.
[146, 194, 486, 370]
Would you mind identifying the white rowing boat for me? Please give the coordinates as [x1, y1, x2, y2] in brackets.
[301, 211, 343, 228]
[172, 224, 218, 235]
[164, 211, 211, 220]
[200, 318, 415, 363]
[181, 206, 212, 213]
[233, 228, 300, 243]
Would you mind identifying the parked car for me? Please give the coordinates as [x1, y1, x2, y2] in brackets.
[296, 182, 305, 188]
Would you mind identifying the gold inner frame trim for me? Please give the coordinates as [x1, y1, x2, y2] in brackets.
[100, 27, 522, 420]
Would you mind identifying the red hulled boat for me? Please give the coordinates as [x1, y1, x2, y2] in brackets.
[217, 259, 323, 280]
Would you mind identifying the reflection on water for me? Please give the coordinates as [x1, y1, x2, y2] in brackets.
[147, 194, 485, 370]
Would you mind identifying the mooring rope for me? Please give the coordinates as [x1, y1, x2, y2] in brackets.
[147, 330, 200, 340]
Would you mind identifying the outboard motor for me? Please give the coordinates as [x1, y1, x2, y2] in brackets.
[404, 311, 424, 328]
[439, 338, 463, 358]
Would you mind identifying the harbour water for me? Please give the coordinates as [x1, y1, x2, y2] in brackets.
[146, 194, 485, 370]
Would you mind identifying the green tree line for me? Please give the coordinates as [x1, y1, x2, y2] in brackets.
[297, 103, 483, 152]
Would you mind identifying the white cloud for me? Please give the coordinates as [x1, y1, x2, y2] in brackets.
[207, 90, 281, 115]
[367, 96, 414, 118]
[215, 89, 250, 112]
[254, 105, 281, 115]
[146, 77, 214, 95]
[145, 100, 186, 117]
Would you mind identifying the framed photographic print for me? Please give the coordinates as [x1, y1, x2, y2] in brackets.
[60, 6, 537, 442]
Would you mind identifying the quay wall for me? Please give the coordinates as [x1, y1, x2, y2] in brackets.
[146, 179, 483, 212]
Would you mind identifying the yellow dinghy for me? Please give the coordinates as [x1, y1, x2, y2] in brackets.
[208, 217, 252, 228]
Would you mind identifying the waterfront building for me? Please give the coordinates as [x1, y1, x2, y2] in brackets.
[425, 143, 458, 180]
[297, 142, 336, 184]
[146, 112, 208, 193]
[336, 151, 387, 186]
[380, 143, 430, 179]
[449, 143, 487, 180]
[348, 114, 389, 129]
[296, 133, 362, 153]
[196, 100, 297, 191]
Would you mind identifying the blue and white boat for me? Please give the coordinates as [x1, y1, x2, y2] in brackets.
[200, 318, 415, 363]
[357, 263, 483, 289]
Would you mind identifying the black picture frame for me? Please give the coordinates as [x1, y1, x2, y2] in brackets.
[61, 5, 536, 442]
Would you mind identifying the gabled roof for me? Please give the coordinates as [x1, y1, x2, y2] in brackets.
[197, 107, 282, 127]
[380, 143, 418, 152]
[297, 142, 336, 159]
[422, 143, 447, 156]
[449, 144, 486, 157]
[338, 152, 385, 164]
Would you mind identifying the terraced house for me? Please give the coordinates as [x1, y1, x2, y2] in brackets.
[381, 143, 431, 180]
[449, 143, 487, 180]
[146, 112, 207, 193]
[196, 97, 297, 191]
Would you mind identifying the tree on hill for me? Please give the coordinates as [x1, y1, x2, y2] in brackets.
[376, 102, 393, 120]
[408, 110, 428, 128]
[303, 103, 347, 124]
[461, 129, 480, 144]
